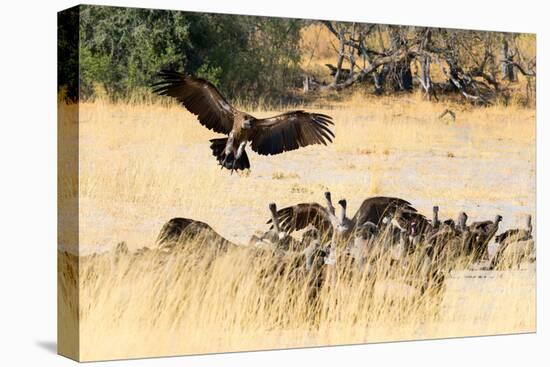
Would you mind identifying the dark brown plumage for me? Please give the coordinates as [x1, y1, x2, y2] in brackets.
[250, 203, 305, 252]
[156, 217, 236, 252]
[494, 215, 532, 245]
[152, 71, 335, 171]
[268, 194, 418, 244]
[426, 220, 459, 247]
[353, 196, 419, 228]
[465, 214, 503, 261]
[269, 202, 335, 239]
[490, 215, 533, 269]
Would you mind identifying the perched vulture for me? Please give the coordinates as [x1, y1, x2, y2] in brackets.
[152, 71, 335, 171]
[156, 217, 236, 252]
[489, 215, 533, 269]
[465, 214, 503, 261]
[494, 215, 532, 246]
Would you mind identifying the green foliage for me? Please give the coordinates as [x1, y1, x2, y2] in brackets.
[58, 6, 80, 101]
[195, 59, 222, 88]
[75, 5, 303, 102]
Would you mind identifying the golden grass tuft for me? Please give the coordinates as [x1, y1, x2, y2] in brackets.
[272, 171, 301, 180]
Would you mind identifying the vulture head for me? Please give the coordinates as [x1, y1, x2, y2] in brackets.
[338, 199, 347, 210]
[458, 212, 468, 231]
[242, 114, 254, 129]
[268, 202, 287, 241]
[337, 198, 347, 221]
[432, 206, 440, 226]
[324, 191, 335, 212]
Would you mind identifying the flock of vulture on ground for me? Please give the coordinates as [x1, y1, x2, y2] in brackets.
[115, 192, 535, 299]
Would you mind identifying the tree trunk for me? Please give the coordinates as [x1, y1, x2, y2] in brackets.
[332, 29, 346, 87]
[501, 39, 517, 82]
[420, 55, 433, 99]
[303, 75, 311, 93]
[373, 71, 384, 95]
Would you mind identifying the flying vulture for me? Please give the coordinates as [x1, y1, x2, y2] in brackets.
[152, 71, 335, 171]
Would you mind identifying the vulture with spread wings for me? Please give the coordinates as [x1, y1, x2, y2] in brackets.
[152, 71, 335, 172]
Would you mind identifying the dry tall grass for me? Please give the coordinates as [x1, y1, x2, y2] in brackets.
[58, 89, 535, 360]
[59, 238, 534, 361]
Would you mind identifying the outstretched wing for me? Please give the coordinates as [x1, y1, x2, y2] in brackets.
[152, 71, 235, 134]
[267, 203, 333, 234]
[250, 111, 334, 155]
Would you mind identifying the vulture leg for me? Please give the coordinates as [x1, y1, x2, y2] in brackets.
[226, 134, 235, 172]
[236, 141, 246, 160]
[220, 155, 228, 169]
[230, 142, 247, 174]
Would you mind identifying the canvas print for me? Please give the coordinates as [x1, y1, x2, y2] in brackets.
[58, 5, 536, 362]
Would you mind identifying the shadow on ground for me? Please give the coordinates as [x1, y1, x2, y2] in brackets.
[36, 340, 57, 354]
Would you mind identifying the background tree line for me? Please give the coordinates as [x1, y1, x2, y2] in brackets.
[58, 5, 536, 106]
[305, 22, 536, 106]
[59, 5, 303, 103]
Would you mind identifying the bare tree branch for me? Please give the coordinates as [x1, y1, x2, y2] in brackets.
[505, 60, 536, 77]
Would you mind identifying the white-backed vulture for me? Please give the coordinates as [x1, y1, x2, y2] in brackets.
[156, 217, 236, 252]
[490, 215, 533, 269]
[152, 71, 335, 172]
[466, 214, 503, 261]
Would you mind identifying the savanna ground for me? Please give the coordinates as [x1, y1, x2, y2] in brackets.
[58, 89, 535, 361]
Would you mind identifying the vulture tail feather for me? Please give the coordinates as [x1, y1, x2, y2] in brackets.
[209, 138, 250, 171]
